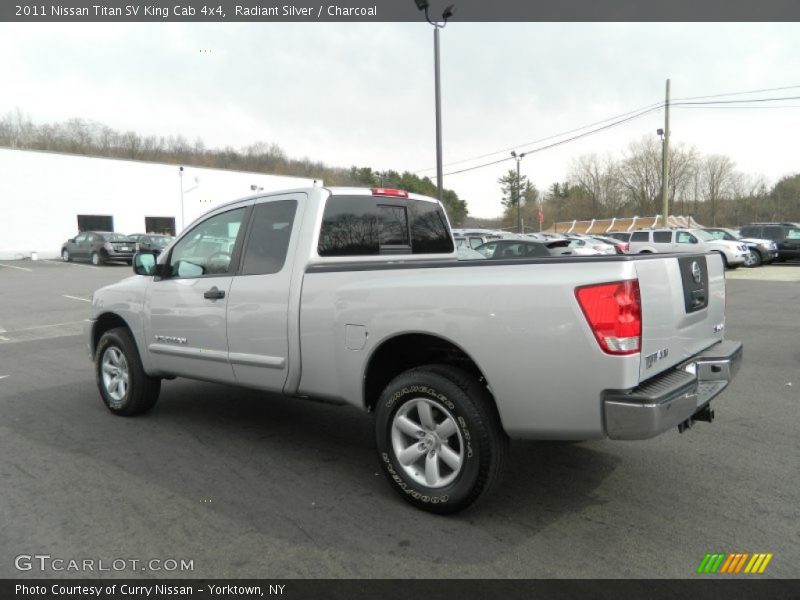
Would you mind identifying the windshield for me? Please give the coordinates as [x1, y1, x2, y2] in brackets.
[691, 230, 715, 242]
[152, 236, 172, 246]
[475, 243, 496, 258]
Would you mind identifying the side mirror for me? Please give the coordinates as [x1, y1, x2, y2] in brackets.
[69, 238, 75, 243]
[133, 252, 157, 276]
[691, 238, 699, 244]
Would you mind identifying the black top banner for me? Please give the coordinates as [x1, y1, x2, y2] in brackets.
[3, 0, 800, 22]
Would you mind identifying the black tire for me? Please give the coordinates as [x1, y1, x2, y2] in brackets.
[95, 327, 161, 416]
[745, 250, 762, 268]
[91, 251, 103, 266]
[61, 248, 71, 262]
[713, 251, 729, 269]
[374, 364, 508, 514]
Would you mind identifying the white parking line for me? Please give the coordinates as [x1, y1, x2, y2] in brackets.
[62, 294, 92, 303]
[10, 319, 89, 332]
[0, 263, 33, 272]
[0, 375, 8, 380]
[42, 259, 98, 270]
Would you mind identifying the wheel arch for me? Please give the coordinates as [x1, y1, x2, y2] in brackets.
[363, 332, 494, 414]
[91, 312, 134, 358]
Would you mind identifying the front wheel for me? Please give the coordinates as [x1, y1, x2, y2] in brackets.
[61, 249, 71, 262]
[95, 327, 161, 416]
[91, 251, 103, 266]
[746, 250, 762, 268]
[374, 364, 508, 514]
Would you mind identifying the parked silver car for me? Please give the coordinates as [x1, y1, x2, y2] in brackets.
[627, 228, 749, 268]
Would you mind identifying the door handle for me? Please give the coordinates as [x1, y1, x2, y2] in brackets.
[203, 286, 225, 300]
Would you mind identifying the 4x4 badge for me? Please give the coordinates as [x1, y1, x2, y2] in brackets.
[691, 261, 702, 284]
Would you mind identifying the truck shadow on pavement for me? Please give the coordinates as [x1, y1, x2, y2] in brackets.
[5, 377, 621, 573]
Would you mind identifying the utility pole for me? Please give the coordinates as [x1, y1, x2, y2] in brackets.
[414, 1, 454, 204]
[433, 26, 443, 203]
[516, 156, 522, 233]
[661, 78, 671, 225]
[511, 150, 527, 234]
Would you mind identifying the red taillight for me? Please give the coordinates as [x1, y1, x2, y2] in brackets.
[575, 280, 641, 355]
[371, 187, 408, 198]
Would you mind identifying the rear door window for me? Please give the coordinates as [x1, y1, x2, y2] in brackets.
[631, 231, 649, 242]
[524, 243, 549, 257]
[653, 231, 672, 243]
[240, 200, 297, 275]
[740, 227, 760, 238]
[764, 226, 785, 239]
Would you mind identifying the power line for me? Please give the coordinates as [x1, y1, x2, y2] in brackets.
[419, 86, 800, 179]
[673, 95, 800, 106]
[672, 84, 800, 102]
[443, 105, 663, 177]
[675, 105, 800, 110]
[414, 100, 665, 173]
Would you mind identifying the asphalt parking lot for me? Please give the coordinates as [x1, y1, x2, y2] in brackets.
[0, 258, 798, 579]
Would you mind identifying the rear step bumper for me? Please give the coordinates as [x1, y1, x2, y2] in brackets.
[603, 340, 743, 440]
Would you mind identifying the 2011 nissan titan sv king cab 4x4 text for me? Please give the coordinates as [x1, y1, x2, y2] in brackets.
[86, 187, 743, 513]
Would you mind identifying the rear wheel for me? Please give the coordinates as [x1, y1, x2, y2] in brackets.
[374, 364, 508, 514]
[95, 327, 161, 416]
[713, 251, 730, 269]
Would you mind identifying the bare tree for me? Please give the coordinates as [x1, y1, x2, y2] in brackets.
[700, 155, 736, 226]
[569, 153, 624, 218]
[617, 136, 662, 216]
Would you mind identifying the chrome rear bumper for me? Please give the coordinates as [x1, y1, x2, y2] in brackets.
[603, 340, 743, 440]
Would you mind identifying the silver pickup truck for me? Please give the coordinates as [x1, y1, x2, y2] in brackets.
[87, 187, 742, 513]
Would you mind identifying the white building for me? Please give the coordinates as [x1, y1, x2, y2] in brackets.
[0, 148, 318, 260]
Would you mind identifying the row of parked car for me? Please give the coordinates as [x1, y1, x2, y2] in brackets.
[454, 222, 800, 268]
[61, 231, 174, 265]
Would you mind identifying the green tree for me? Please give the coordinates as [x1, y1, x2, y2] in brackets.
[770, 173, 800, 221]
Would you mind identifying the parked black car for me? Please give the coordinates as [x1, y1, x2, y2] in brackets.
[475, 238, 573, 259]
[61, 232, 135, 265]
[739, 223, 800, 262]
[704, 227, 778, 267]
[127, 233, 174, 254]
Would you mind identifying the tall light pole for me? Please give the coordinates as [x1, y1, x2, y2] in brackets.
[661, 78, 671, 226]
[414, 0, 455, 203]
[179, 166, 185, 232]
[511, 150, 527, 233]
[178, 166, 199, 232]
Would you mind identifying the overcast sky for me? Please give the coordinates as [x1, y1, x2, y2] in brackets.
[2, 22, 799, 217]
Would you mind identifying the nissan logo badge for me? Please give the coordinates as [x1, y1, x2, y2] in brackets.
[691, 261, 702, 284]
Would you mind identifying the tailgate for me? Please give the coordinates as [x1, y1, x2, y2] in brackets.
[634, 253, 726, 382]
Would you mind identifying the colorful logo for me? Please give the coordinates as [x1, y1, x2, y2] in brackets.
[697, 552, 773, 574]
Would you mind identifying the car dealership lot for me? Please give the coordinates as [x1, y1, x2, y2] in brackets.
[0, 259, 797, 578]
